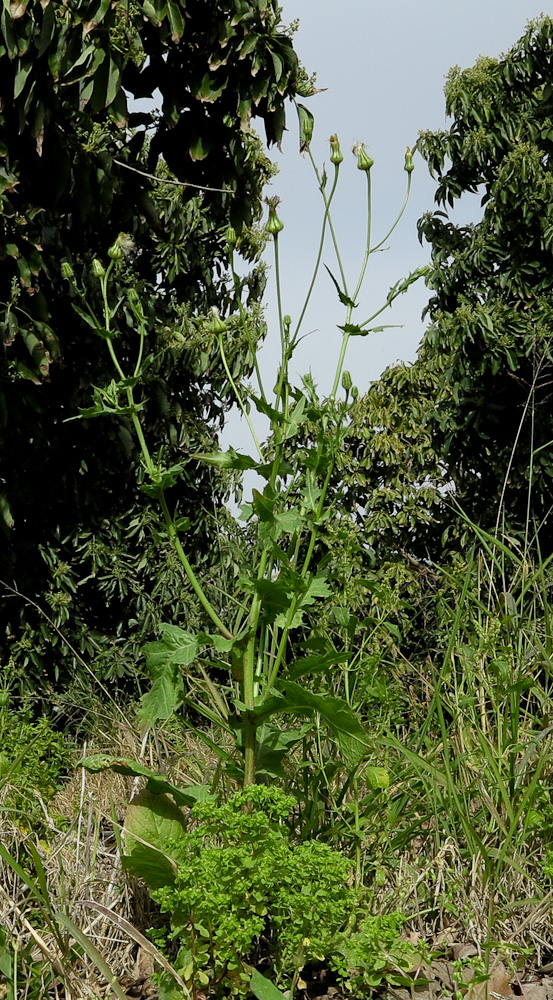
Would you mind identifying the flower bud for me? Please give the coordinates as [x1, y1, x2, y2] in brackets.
[353, 142, 374, 172]
[226, 225, 237, 247]
[341, 370, 352, 392]
[265, 196, 284, 236]
[351, 385, 359, 399]
[0, 691, 9, 708]
[108, 232, 135, 260]
[329, 134, 343, 165]
[108, 241, 124, 261]
[404, 146, 415, 173]
[61, 260, 74, 280]
[206, 306, 227, 334]
[91, 258, 106, 279]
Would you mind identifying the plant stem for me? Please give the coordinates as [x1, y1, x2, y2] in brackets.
[218, 334, 264, 460]
[294, 162, 341, 342]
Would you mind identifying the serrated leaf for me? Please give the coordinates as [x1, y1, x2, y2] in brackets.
[324, 265, 356, 308]
[193, 448, 260, 471]
[288, 650, 351, 681]
[259, 681, 370, 768]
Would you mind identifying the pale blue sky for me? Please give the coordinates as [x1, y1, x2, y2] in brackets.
[223, 1, 550, 454]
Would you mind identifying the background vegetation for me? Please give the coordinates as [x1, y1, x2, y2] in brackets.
[2, 5, 553, 1000]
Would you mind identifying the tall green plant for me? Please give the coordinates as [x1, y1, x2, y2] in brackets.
[75, 124, 427, 787]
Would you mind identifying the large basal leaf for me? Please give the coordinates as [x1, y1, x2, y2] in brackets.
[79, 754, 213, 808]
[123, 789, 186, 889]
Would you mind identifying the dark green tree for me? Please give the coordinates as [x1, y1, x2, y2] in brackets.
[346, 15, 553, 565]
[0, 0, 307, 692]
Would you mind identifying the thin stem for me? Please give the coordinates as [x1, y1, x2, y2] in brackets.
[159, 493, 233, 640]
[100, 276, 232, 641]
[293, 162, 341, 342]
[230, 249, 267, 403]
[370, 171, 412, 253]
[352, 169, 372, 305]
[272, 233, 288, 414]
[218, 333, 264, 460]
[308, 150, 348, 294]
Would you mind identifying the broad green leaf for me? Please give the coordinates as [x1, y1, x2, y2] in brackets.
[366, 766, 390, 790]
[79, 754, 211, 808]
[259, 682, 370, 769]
[145, 624, 199, 668]
[106, 58, 121, 107]
[251, 969, 288, 1000]
[196, 72, 227, 102]
[302, 571, 331, 605]
[14, 57, 32, 98]
[167, 0, 184, 40]
[123, 789, 186, 888]
[288, 650, 351, 681]
[193, 448, 259, 471]
[189, 132, 212, 162]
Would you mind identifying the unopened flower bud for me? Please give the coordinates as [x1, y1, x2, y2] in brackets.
[329, 134, 343, 165]
[341, 370, 352, 391]
[265, 196, 284, 236]
[108, 242, 124, 261]
[404, 147, 415, 173]
[226, 225, 237, 247]
[353, 142, 374, 172]
[351, 385, 359, 399]
[91, 258, 105, 279]
[61, 260, 74, 280]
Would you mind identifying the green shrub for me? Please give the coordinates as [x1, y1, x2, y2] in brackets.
[0, 693, 73, 807]
[133, 785, 414, 997]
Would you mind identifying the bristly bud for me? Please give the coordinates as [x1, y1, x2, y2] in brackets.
[351, 385, 359, 399]
[352, 142, 374, 172]
[404, 146, 415, 173]
[91, 258, 106, 279]
[341, 370, 352, 392]
[265, 196, 284, 236]
[226, 225, 237, 247]
[61, 260, 74, 280]
[329, 134, 344, 165]
[206, 306, 227, 335]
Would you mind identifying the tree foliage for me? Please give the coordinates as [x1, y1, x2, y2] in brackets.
[0, 0, 305, 688]
[347, 15, 553, 562]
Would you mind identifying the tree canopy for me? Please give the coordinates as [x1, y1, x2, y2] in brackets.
[0, 0, 306, 689]
[347, 15, 553, 563]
